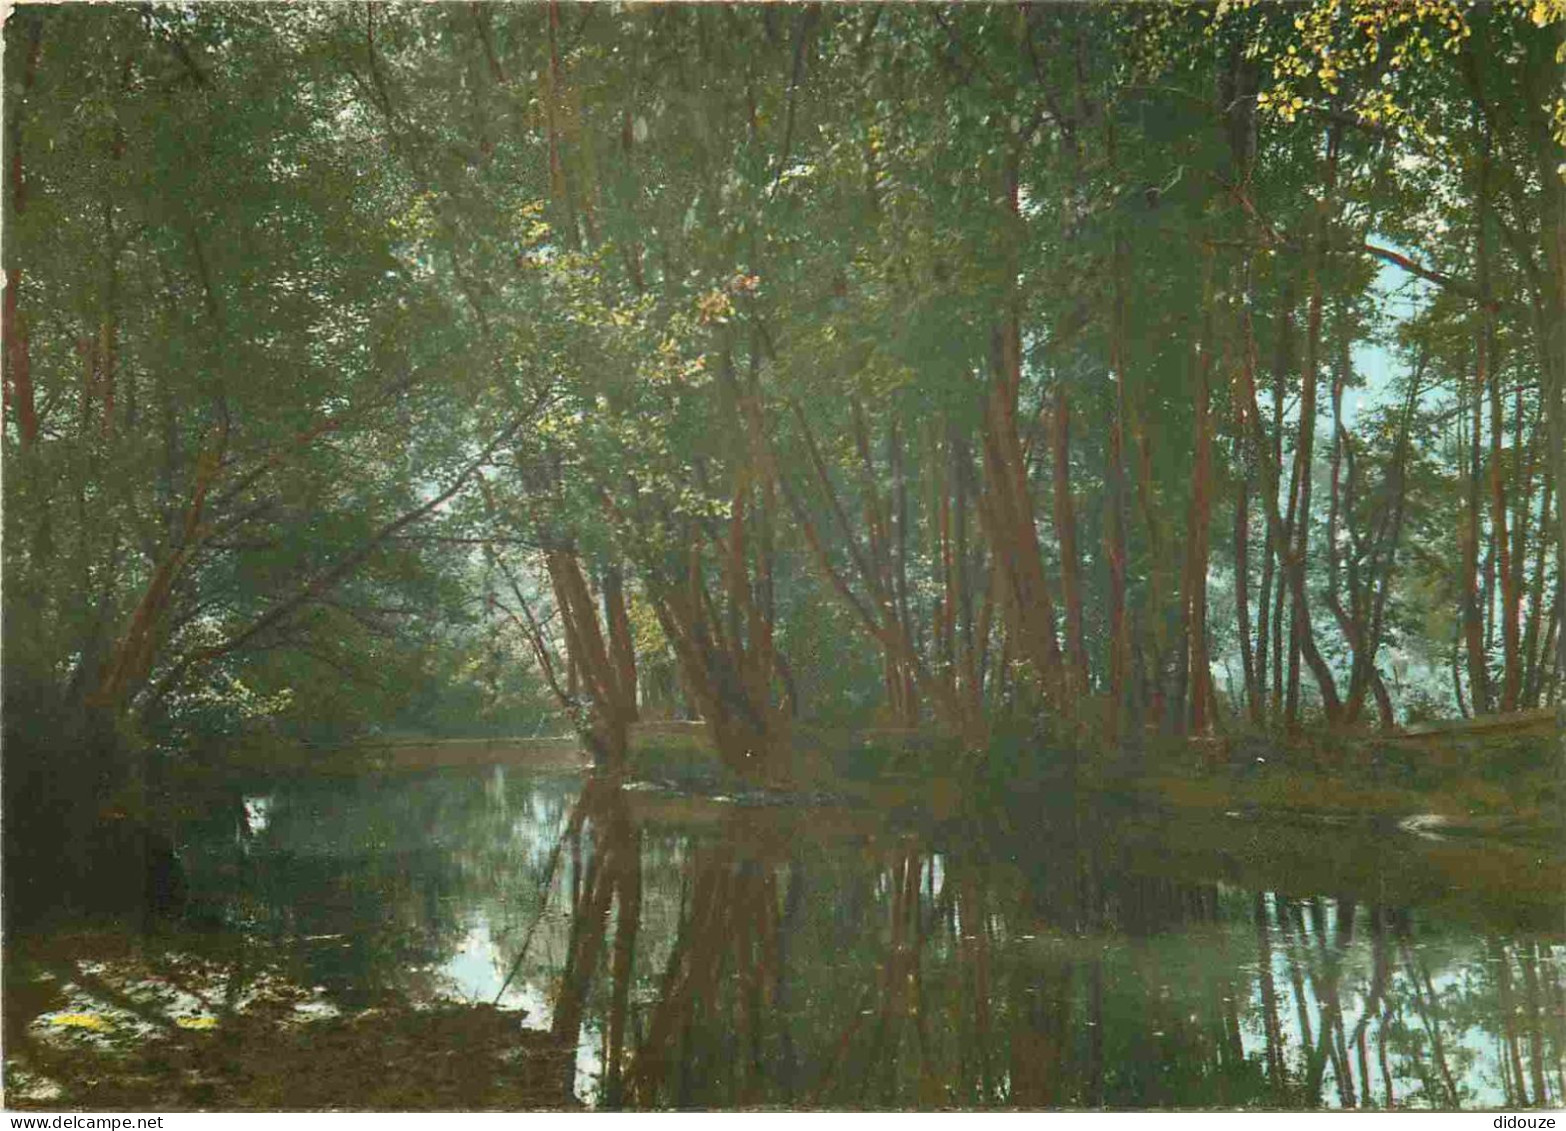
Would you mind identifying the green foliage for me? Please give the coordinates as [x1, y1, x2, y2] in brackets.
[3, 1, 1563, 798]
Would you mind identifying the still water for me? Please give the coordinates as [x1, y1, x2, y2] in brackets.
[165, 763, 1566, 1110]
[23, 763, 1565, 1109]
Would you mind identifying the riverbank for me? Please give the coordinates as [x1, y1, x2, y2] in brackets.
[221, 715, 1561, 847]
[1129, 718, 1561, 846]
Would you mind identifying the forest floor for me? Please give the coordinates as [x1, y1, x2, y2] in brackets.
[2, 929, 575, 1111]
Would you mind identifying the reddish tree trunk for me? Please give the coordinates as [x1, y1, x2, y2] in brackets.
[978, 159, 1065, 712]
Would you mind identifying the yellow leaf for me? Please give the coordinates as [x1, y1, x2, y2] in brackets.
[49, 1013, 112, 1032]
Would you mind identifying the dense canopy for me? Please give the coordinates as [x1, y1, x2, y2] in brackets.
[4, 1, 1564, 804]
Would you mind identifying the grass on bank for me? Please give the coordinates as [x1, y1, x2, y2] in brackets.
[625, 715, 1562, 838]
[170, 710, 1561, 840]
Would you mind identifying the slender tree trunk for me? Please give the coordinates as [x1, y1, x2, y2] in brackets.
[1238, 299, 1343, 724]
[1257, 280, 1294, 721]
[3, 13, 42, 452]
[1490, 373, 1519, 709]
[1526, 19, 1566, 757]
[1464, 359, 1492, 713]
[1453, 623, 1471, 719]
[1105, 221, 1136, 726]
[778, 399, 973, 739]
[1290, 262, 1320, 720]
[1221, 51, 1263, 723]
[1271, 514, 1288, 717]
[1183, 257, 1217, 733]
[1510, 382, 1538, 706]
[1235, 464, 1259, 720]
[1052, 387, 1089, 693]
[1327, 326, 1350, 660]
[1523, 475, 1554, 705]
[890, 416, 918, 722]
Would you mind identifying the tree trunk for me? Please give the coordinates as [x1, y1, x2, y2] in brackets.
[1238, 301, 1342, 724]
[1232, 252, 1261, 723]
[1523, 475, 1554, 706]
[1183, 258, 1217, 734]
[3, 13, 42, 452]
[1235, 459, 1259, 721]
[977, 156, 1065, 715]
[1527, 18, 1566, 757]
[1463, 362, 1492, 713]
[1255, 281, 1294, 722]
[1052, 386, 1089, 694]
[1105, 228, 1135, 726]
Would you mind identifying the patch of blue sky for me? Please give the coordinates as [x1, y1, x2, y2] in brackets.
[1345, 238, 1439, 428]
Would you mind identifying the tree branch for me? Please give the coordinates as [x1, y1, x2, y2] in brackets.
[140, 392, 551, 714]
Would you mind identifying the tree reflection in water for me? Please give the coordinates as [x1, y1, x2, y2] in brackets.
[46, 765, 1546, 1111]
[537, 775, 1563, 1110]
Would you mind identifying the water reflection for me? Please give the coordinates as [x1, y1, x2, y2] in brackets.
[175, 766, 1563, 1110]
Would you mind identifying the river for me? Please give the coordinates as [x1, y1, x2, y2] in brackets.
[7, 760, 1564, 1109]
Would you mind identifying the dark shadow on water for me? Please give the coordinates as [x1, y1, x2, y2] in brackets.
[5, 763, 1563, 1110]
